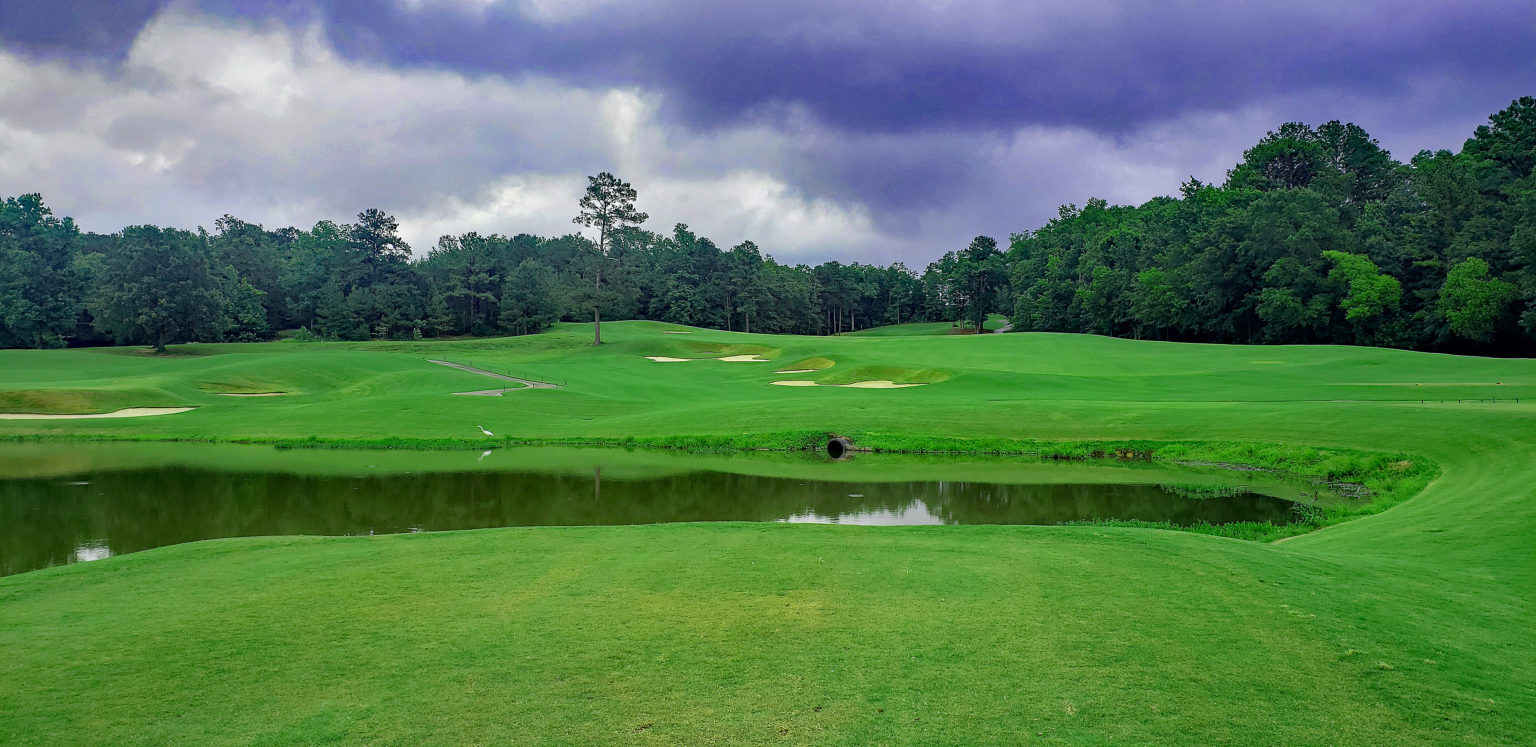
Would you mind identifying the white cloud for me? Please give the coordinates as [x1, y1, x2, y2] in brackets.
[647, 171, 877, 258]
[0, 8, 882, 257]
[2, 5, 1414, 266]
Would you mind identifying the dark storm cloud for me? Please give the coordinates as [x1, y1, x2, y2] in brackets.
[0, 0, 165, 58]
[302, 0, 1536, 136]
[220, 0, 1536, 223]
[14, 1, 1531, 137]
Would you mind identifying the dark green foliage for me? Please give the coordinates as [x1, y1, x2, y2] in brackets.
[88, 225, 226, 353]
[209, 215, 288, 331]
[219, 268, 270, 342]
[1005, 97, 1536, 354]
[1463, 96, 1536, 180]
[350, 208, 412, 267]
[295, 213, 433, 341]
[498, 260, 562, 335]
[573, 172, 649, 344]
[4, 98, 1536, 353]
[0, 194, 82, 349]
[1229, 122, 1330, 191]
[956, 236, 1008, 330]
[1439, 257, 1517, 341]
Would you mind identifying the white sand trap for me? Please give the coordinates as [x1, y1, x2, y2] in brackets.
[719, 354, 771, 362]
[217, 392, 286, 397]
[775, 369, 816, 374]
[646, 356, 694, 362]
[452, 388, 522, 396]
[771, 380, 819, 386]
[842, 380, 926, 389]
[0, 407, 195, 420]
[660, 330, 692, 334]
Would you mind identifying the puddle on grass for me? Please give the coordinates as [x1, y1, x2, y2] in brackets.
[0, 442, 1343, 576]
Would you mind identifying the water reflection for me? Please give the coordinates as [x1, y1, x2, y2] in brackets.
[71, 540, 112, 563]
[0, 455, 1319, 576]
[781, 502, 947, 525]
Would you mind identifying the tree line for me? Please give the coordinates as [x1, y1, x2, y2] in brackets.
[2, 96, 1533, 354]
[0, 184, 985, 352]
[1007, 97, 1536, 353]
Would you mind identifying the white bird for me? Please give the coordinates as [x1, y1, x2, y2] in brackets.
[478, 449, 493, 462]
[477, 425, 494, 436]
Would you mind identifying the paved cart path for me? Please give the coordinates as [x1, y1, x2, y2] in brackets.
[428, 360, 561, 389]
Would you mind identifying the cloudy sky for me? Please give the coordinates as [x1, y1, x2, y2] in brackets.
[1, 1, 1532, 264]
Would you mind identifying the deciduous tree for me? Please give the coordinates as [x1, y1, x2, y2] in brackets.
[90, 226, 225, 353]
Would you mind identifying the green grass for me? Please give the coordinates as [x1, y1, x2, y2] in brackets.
[1, 321, 1533, 743]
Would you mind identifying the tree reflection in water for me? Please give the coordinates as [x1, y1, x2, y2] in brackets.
[1, 466, 1304, 576]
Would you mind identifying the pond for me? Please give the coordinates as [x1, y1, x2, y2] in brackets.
[0, 443, 1338, 576]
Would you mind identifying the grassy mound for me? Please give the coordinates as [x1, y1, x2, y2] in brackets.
[0, 387, 180, 415]
[775, 355, 835, 371]
[679, 341, 779, 359]
[816, 365, 951, 386]
[197, 378, 294, 395]
[842, 320, 961, 336]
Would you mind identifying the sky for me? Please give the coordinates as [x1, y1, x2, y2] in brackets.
[1, 0, 1532, 265]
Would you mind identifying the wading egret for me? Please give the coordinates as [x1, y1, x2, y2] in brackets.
[477, 425, 493, 436]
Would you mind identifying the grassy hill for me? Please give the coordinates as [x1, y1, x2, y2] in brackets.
[0, 322, 1532, 743]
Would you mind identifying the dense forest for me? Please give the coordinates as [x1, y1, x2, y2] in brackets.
[0, 186, 981, 352]
[1010, 97, 1536, 353]
[2, 97, 1533, 354]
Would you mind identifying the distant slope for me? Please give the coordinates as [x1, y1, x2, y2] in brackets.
[846, 314, 1008, 336]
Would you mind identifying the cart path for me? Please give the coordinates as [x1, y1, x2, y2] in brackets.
[428, 360, 562, 389]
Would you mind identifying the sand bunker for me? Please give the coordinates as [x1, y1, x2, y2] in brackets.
[452, 388, 523, 396]
[0, 407, 195, 420]
[769, 380, 926, 389]
[216, 392, 286, 397]
[645, 354, 771, 362]
[775, 369, 816, 374]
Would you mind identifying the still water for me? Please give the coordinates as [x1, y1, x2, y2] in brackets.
[0, 443, 1327, 576]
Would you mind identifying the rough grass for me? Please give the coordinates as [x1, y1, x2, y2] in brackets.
[679, 340, 779, 358]
[0, 323, 1533, 744]
[776, 355, 835, 371]
[815, 364, 951, 385]
[0, 387, 180, 415]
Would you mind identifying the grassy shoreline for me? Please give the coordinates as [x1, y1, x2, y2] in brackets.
[0, 428, 1439, 543]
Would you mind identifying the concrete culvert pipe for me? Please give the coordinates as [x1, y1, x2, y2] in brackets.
[826, 436, 853, 460]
